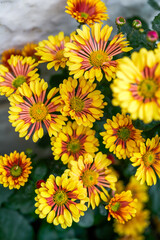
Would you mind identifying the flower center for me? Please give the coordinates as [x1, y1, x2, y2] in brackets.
[67, 138, 81, 153]
[82, 170, 98, 187]
[117, 127, 131, 141]
[70, 96, 84, 112]
[80, 12, 89, 18]
[53, 190, 68, 206]
[30, 102, 48, 121]
[111, 202, 120, 212]
[12, 75, 26, 88]
[138, 79, 158, 98]
[89, 50, 109, 67]
[55, 49, 64, 60]
[10, 165, 22, 177]
[143, 151, 155, 167]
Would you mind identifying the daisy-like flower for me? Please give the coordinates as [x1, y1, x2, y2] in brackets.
[111, 48, 160, 123]
[100, 113, 144, 159]
[68, 152, 117, 209]
[118, 235, 144, 240]
[105, 190, 137, 224]
[130, 135, 160, 186]
[1, 48, 22, 70]
[35, 32, 70, 71]
[22, 42, 40, 62]
[8, 78, 67, 142]
[0, 55, 39, 97]
[64, 23, 132, 82]
[51, 121, 99, 165]
[65, 0, 108, 26]
[60, 77, 107, 127]
[0, 151, 32, 190]
[35, 173, 88, 228]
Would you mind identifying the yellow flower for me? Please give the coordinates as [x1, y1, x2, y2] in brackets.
[8, 79, 67, 142]
[35, 173, 88, 228]
[60, 76, 107, 127]
[0, 151, 32, 190]
[100, 113, 144, 159]
[22, 42, 40, 62]
[130, 135, 160, 186]
[65, 0, 108, 26]
[68, 152, 117, 209]
[117, 235, 144, 240]
[1, 48, 22, 70]
[35, 32, 70, 71]
[64, 23, 132, 82]
[111, 48, 160, 123]
[51, 121, 99, 165]
[0, 55, 39, 97]
[105, 190, 137, 224]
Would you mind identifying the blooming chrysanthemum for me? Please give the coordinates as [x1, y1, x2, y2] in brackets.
[0, 55, 39, 97]
[65, 0, 108, 26]
[117, 235, 144, 240]
[68, 152, 117, 209]
[1, 48, 22, 70]
[51, 121, 99, 165]
[130, 135, 160, 186]
[100, 113, 144, 159]
[64, 23, 132, 82]
[35, 32, 70, 71]
[22, 42, 40, 61]
[8, 79, 67, 142]
[35, 173, 88, 228]
[0, 151, 32, 190]
[105, 190, 137, 224]
[60, 77, 107, 127]
[114, 207, 150, 238]
[111, 48, 160, 123]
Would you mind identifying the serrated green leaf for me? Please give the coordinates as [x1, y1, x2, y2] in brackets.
[152, 13, 160, 36]
[148, 0, 160, 10]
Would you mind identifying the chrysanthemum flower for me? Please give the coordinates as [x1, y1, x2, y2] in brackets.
[100, 113, 144, 159]
[0, 151, 32, 190]
[60, 77, 107, 127]
[111, 48, 160, 123]
[105, 190, 137, 224]
[22, 42, 40, 62]
[118, 236, 144, 240]
[35, 173, 88, 228]
[8, 79, 67, 142]
[35, 32, 70, 71]
[0, 55, 39, 97]
[64, 23, 132, 82]
[51, 121, 99, 165]
[68, 152, 117, 209]
[1, 48, 22, 70]
[130, 135, 160, 186]
[65, 0, 108, 26]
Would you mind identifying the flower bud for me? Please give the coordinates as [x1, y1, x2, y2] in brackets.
[132, 19, 142, 29]
[139, 28, 144, 33]
[115, 16, 126, 26]
[147, 30, 159, 43]
[36, 179, 45, 189]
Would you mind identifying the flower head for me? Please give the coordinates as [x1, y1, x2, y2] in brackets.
[60, 77, 107, 127]
[105, 190, 137, 224]
[65, 0, 108, 26]
[35, 32, 70, 71]
[0, 55, 39, 97]
[130, 135, 160, 186]
[35, 174, 88, 228]
[22, 42, 40, 62]
[65, 23, 132, 82]
[8, 79, 67, 142]
[0, 151, 32, 189]
[147, 30, 159, 43]
[68, 152, 117, 209]
[132, 20, 142, 29]
[111, 48, 160, 123]
[100, 113, 144, 159]
[116, 17, 126, 26]
[51, 121, 99, 165]
[1, 48, 22, 70]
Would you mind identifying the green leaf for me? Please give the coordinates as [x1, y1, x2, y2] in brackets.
[38, 223, 59, 240]
[31, 162, 48, 181]
[0, 185, 13, 206]
[78, 208, 94, 228]
[152, 13, 160, 36]
[148, 0, 160, 10]
[0, 208, 34, 240]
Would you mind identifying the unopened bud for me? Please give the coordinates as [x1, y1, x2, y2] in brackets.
[147, 30, 159, 43]
[132, 19, 142, 29]
[115, 16, 126, 26]
[139, 28, 144, 33]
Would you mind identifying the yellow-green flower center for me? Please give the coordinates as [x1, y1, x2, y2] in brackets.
[82, 170, 98, 187]
[30, 102, 48, 121]
[70, 96, 84, 112]
[12, 75, 26, 88]
[80, 12, 89, 19]
[117, 127, 131, 141]
[55, 49, 64, 60]
[68, 138, 81, 153]
[139, 79, 158, 98]
[10, 165, 22, 177]
[90, 50, 109, 67]
[111, 202, 120, 212]
[53, 190, 68, 206]
[143, 151, 155, 167]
